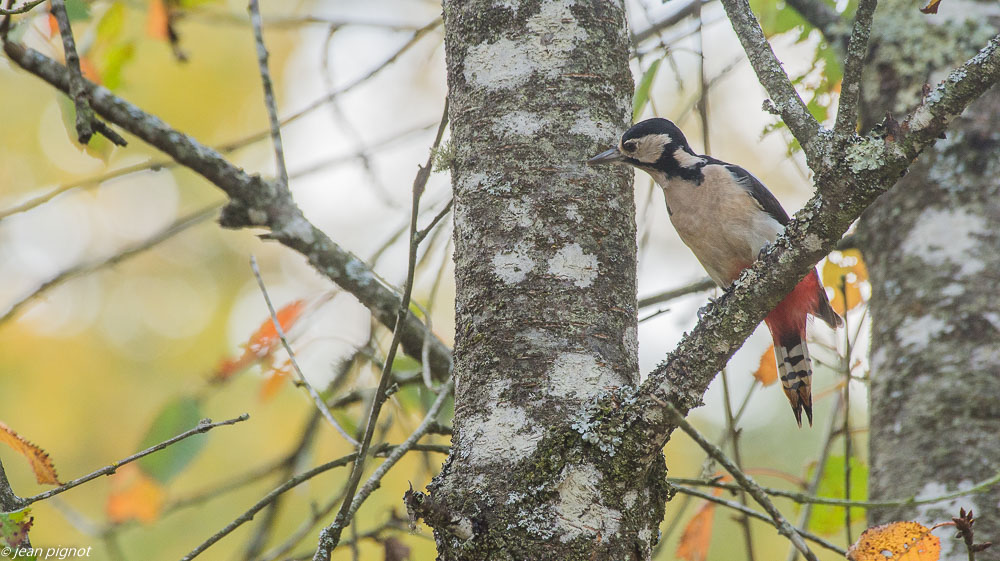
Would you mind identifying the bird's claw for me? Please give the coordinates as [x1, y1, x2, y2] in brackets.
[697, 297, 718, 320]
[757, 241, 774, 260]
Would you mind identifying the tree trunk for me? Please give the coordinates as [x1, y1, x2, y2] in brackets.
[415, 1, 670, 559]
[858, 2, 1000, 558]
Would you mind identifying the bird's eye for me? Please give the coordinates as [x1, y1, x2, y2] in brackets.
[622, 141, 637, 153]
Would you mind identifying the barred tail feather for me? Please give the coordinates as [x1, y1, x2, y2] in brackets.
[772, 335, 813, 427]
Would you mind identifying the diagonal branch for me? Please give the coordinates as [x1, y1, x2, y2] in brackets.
[719, 0, 824, 161]
[784, 0, 848, 50]
[248, 0, 288, 187]
[834, 0, 878, 135]
[627, 33, 1000, 457]
[669, 405, 819, 560]
[1, 40, 453, 383]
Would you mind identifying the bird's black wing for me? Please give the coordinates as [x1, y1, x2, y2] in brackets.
[723, 163, 790, 226]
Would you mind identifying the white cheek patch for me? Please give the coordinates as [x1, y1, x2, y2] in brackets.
[628, 133, 673, 164]
[672, 147, 706, 169]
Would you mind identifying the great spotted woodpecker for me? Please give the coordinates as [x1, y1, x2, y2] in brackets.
[588, 118, 841, 426]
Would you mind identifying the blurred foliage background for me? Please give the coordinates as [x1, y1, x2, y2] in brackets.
[0, 0, 872, 559]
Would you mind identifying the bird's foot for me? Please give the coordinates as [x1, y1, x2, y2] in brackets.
[697, 297, 718, 320]
[757, 241, 774, 260]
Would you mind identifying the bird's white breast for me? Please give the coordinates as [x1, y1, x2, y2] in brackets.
[655, 165, 784, 287]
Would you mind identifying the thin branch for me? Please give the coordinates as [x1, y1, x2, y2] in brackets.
[669, 470, 1000, 509]
[671, 484, 846, 555]
[834, 0, 877, 135]
[668, 405, 820, 561]
[313, 101, 449, 559]
[180, 452, 358, 561]
[342, 376, 454, 525]
[2, 40, 456, 382]
[637, 277, 715, 309]
[249, 256, 360, 447]
[48, 0, 125, 146]
[0, 457, 20, 512]
[14, 415, 248, 509]
[248, 0, 288, 187]
[1, 203, 221, 324]
[720, 369, 756, 561]
[718, 0, 824, 161]
[0, 0, 44, 15]
[631, 0, 709, 45]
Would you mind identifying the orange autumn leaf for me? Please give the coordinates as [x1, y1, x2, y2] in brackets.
[847, 521, 941, 561]
[47, 13, 58, 37]
[676, 488, 723, 561]
[79, 55, 101, 84]
[213, 299, 306, 381]
[106, 464, 166, 524]
[146, 0, 169, 40]
[822, 249, 868, 315]
[259, 361, 293, 402]
[0, 421, 61, 485]
[919, 0, 943, 14]
[753, 344, 779, 386]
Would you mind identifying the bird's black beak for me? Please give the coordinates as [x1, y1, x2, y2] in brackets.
[586, 147, 624, 166]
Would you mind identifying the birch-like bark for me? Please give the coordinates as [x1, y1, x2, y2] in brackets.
[857, 1, 1000, 557]
[415, 1, 670, 558]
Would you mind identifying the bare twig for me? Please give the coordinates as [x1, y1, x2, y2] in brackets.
[0, 457, 20, 512]
[0, 0, 44, 16]
[313, 103, 449, 559]
[1, 203, 220, 324]
[720, 369, 756, 561]
[671, 484, 846, 555]
[249, 256, 360, 447]
[49, 0, 125, 146]
[718, 0, 824, 161]
[248, 0, 287, 187]
[637, 277, 715, 309]
[180, 452, 358, 561]
[2, 40, 456, 382]
[834, 0, 877, 135]
[669, 470, 1000, 509]
[14, 415, 248, 509]
[668, 405, 820, 561]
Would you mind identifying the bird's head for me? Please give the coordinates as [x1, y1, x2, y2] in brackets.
[587, 118, 698, 174]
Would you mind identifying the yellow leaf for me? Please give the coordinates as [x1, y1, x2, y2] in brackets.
[753, 344, 779, 386]
[106, 464, 166, 524]
[847, 521, 941, 561]
[0, 421, 61, 486]
[822, 250, 868, 315]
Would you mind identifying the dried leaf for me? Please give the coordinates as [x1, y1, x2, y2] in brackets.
[676, 489, 723, 561]
[106, 464, 166, 524]
[0, 421, 61, 485]
[753, 344, 779, 386]
[822, 250, 868, 315]
[847, 521, 941, 561]
[919, 0, 942, 14]
[146, 0, 169, 40]
[0, 508, 33, 548]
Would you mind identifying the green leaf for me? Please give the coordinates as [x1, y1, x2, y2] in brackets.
[807, 455, 867, 535]
[64, 0, 91, 22]
[0, 508, 33, 549]
[136, 396, 206, 483]
[101, 42, 135, 90]
[632, 58, 661, 122]
[96, 2, 126, 45]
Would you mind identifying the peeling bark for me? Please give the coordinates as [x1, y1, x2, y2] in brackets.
[857, 1, 1000, 558]
[419, 1, 670, 559]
